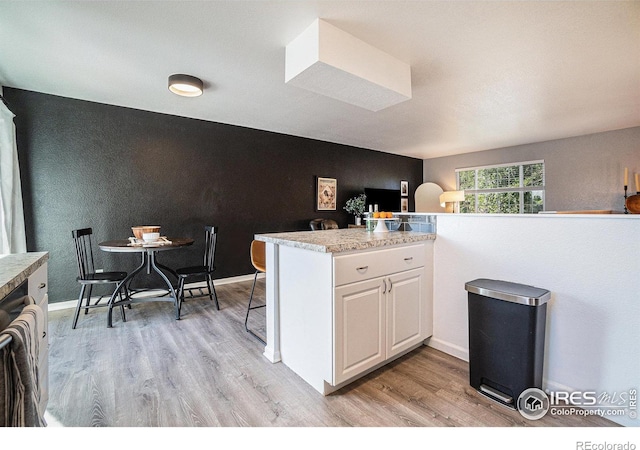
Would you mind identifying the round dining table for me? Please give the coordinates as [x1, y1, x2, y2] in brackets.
[99, 237, 194, 327]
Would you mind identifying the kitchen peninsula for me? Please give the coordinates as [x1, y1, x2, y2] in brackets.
[255, 227, 436, 394]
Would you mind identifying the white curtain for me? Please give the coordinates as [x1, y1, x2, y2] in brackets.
[0, 98, 27, 254]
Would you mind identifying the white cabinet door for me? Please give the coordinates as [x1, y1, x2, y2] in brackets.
[37, 294, 49, 412]
[334, 277, 386, 385]
[28, 263, 48, 413]
[386, 268, 424, 359]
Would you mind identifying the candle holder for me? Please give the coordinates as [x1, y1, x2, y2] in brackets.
[624, 185, 628, 214]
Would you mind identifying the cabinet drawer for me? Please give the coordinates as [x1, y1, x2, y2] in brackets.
[28, 263, 48, 305]
[334, 244, 425, 286]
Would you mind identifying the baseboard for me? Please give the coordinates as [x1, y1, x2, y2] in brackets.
[425, 337, 469, 362]
[542, 378, 574, 393]
[48, 272, 264, 312]
[425, 338, 583, 394]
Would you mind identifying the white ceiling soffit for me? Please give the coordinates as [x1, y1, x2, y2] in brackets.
[285, 19, 411, 112]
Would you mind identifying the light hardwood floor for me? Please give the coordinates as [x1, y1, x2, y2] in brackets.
[45, 278, 617, 428]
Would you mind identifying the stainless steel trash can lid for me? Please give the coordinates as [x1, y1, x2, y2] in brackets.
[465, 278, 551, 306]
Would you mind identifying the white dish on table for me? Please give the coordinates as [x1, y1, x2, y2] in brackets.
[142, 232, 160, 242]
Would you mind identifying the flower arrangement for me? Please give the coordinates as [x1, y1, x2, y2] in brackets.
[344, 193, 367, 217]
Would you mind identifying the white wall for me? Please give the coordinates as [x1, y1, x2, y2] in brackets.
[430, 213, 639, 427]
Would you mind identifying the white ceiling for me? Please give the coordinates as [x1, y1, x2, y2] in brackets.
[1, 1, 638, 160]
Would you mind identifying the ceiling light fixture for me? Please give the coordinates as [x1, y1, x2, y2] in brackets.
[168, 74, 203, 97]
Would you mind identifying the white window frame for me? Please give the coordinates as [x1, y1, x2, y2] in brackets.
[455, 160, 545, 214]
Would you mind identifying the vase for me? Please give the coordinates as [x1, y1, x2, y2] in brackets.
[355, 217, 362, 226]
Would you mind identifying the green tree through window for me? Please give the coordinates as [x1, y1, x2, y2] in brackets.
[457, 161, 545, 214]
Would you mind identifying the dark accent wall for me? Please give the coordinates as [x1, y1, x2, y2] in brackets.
[5, 88, 423, 303]
[423, 127, 640, 212]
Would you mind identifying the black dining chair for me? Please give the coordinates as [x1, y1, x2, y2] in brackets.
[175, 226, 220, 313]
[71, 228, 128, 329]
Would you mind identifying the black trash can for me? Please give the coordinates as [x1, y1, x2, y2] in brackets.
[465, 278, 550, 409]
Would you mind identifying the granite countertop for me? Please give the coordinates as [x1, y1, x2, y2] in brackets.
[0, 252, 49, 300]
[255, 228, 436, 253]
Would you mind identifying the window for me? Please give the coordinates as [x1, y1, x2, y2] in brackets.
[456, 161, 545, 214]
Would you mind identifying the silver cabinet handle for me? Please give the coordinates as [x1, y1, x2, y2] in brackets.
[382, 279, 387, 294]
[38, 282, 46, 289]
[404, 257, 413, 262]
[356, 266, 368, 272]
[388, 278, 393, 292]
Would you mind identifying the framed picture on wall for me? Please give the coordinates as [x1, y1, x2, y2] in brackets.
[401, 197, 409, 212]
[316, 177, 337, 211]
[401, 180, 409, 197]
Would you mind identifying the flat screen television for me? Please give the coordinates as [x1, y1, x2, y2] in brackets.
[364, 188, 401, 212]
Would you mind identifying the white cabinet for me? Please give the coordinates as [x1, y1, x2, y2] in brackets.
[333, 245, 426, 386]
[272, 240, 433, 395]
[334, 277, 386, 384]
[27, 262, 48, 413]
[386, 268, 425, 358]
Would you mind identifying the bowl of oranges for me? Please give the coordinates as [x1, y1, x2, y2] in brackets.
[372, 211, 394, 219]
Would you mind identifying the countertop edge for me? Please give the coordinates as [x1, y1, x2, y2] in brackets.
[0, 252, 49, 301]
[255, 236, 329, 252]
[255, 231, 436, 253]
[430, 212, 640, 219]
